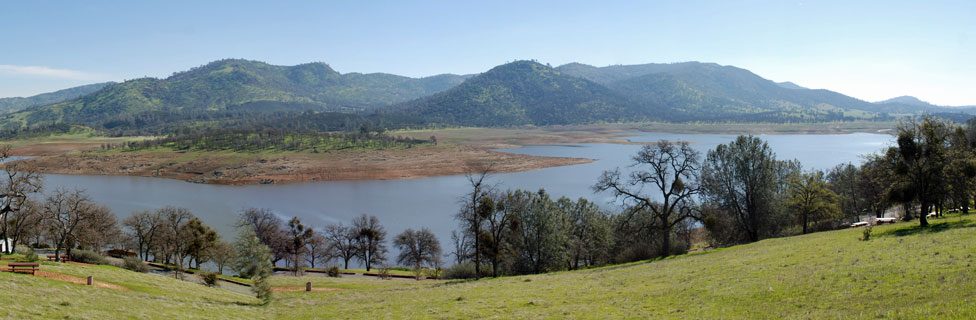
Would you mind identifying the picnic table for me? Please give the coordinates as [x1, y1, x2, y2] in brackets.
[8, 262, 39, 275]
[46, 254, 69, 262]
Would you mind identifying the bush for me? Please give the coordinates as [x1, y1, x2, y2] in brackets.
[122, 256, 148, 273]
[327, 266, 341, 278]
[861, 225, 873, 241]
[69, 250, 108, 265]
[442, 262, 477, 280]
[18, 247, 39, 262]
[377, 267, 392, 280]
[201, 272, 219, 288]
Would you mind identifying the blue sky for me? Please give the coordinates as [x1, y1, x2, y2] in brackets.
[1, 0, 973, 105]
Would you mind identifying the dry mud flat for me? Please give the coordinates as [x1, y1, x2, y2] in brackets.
[14, 145, 593, 185]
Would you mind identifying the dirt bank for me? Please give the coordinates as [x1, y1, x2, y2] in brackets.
[11, 145, 593, 185]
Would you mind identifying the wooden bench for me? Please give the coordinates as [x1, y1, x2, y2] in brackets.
[46, 255, 69, 262]
[8, 262, 39, 275]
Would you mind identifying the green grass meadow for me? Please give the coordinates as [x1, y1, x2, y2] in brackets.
[2, 214, 975, 319]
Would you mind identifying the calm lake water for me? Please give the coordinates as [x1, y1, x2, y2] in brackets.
[36, 132, 893, 258]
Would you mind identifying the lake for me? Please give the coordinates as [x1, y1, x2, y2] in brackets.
[36, 132, 893, 261]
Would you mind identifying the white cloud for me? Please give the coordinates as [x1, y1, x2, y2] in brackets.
[0, 65, 108, 81]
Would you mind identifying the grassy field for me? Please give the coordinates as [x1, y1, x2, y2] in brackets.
[2, 213, 974, 319]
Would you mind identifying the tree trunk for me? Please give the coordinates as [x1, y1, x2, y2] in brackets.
[1, 212, 8, 254]
[473, 224, 480, 279]
[802, 212, 809, 234]
[660, 217, 671, 257]
[491, 256, 498, 277]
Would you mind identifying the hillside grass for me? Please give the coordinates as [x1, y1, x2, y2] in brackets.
[3, 214, 975, 319]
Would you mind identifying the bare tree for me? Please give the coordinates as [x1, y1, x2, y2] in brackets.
[325, 223, 359, 269]
[455, 162, 494, 279]
[158, 206, 193, 269]
[394, 228, 442, 277]
[122, 210, 164, 260]
[75, 204, 119, 253]
[0, 146, 43, 254]
[3, 199, 43, 254]
[304, 232, 333, 269]
[238, 208, 288, 265]
[352, 214, 387, 271]
[42, 188, 96, 261]
[209, 240, 235, 274]
[449, 230, 471, 266]
[595, 142, 702, 256]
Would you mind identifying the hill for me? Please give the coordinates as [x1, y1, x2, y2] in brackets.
[0, 82, 114, 114]
[558, 62, 892, 122]
[558, 62, 976, 122]
[2, 213, 974, 318]
[0, 59, 467, 131]
[394, 60, 646, 126]
[876, 95, 932, 106]
[776, 81, 807, 90]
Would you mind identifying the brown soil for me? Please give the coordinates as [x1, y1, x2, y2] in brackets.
[9, 142, 105, 156]
[271, 286, 341, 292]
[11, 145, 594, 185]
[31, 270, 129, 291]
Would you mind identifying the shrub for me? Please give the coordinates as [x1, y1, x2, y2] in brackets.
[442, 262, 477, 280]
[16, 247, 38, 262]
[69, 250, 108, 265]
[122, 256, 148, 273]
[327, 266, 341, 278]
[378, 267, 392, 280]
[201, 272, 219, 288]
[861, 226, 873, 241]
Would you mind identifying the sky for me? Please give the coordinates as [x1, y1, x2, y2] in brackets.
[1, 0, 974, 105]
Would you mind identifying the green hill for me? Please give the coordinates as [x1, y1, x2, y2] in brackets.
[0, 82, 114, 114]
[2, 214, 974, 318]
[558, 62, 888, 122]
[0, 59, 467, 131]
[394, 60, 647, 126]
[558, 62, 976, 122]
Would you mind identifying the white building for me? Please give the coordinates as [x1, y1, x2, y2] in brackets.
[0, 238, 10, 253]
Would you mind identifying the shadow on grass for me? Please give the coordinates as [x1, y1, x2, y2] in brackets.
[433, 279, 478, 287]
[879, 219, 976, 237]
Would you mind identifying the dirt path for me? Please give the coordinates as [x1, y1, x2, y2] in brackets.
[28, 270, 128, 291]
[271, 286, 341, 292]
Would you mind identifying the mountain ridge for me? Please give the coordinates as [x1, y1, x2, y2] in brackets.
[0, 82, 114, 114]
[4, 58, 974, 133]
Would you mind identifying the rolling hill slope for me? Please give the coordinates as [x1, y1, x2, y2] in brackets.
[394, 60, 648, 126]
[0, 59, 467, 131]
[0, 82, 114, 114]
[558, 62, 976, 122]
[2, 213, 974, 318]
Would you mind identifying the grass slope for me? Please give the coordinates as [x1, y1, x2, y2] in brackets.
[3, 214, 975, 319]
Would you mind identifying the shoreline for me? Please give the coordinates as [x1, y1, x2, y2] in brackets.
[3, 123, 896, 186]
[8, 145, 595, 186]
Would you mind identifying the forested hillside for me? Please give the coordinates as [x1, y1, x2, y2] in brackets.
[558, 62, 976, 122]
[0, 59, 466, 132]
[3, 59, 974, 136]
[0, 82, 113, 114]
[394, 61, 647, 126]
